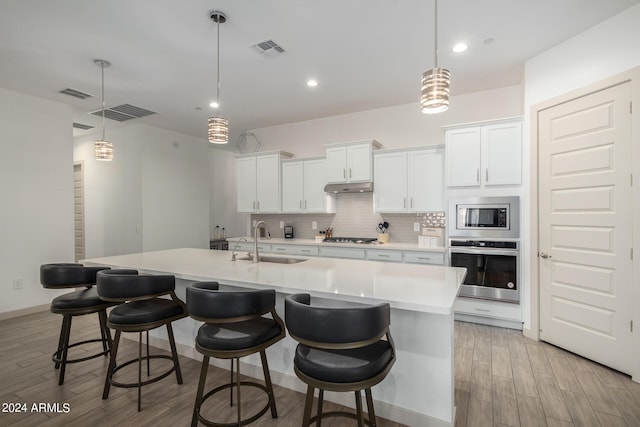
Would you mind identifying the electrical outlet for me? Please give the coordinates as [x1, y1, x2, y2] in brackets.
[312, 221, 317, 230]
[12, 278, 23, 290]
[414, 222, 421, 232]
[280, 221, 284, 229]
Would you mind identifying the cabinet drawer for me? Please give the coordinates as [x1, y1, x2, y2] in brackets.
[229, 241, 272, 254]
[366, 249, 402, 262]
[319, 246, 366, 260]
[454, 298, 521, 321]
[403, 251, 445, 265]
[271, 244, 319, 257]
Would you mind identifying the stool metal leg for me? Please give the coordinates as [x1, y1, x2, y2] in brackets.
[302, 385, 315, 427]
[259, 350, 278, 418]
[355, 390, 365, 427]
[54, 316, 68, 370]
[236, 357, 242, 424]
[137, 331, 143, 412]
[146, 330, 150, 376]
[97, 310, 111, 355]
[365, 388, 377, 426]
[229, 359, 234, 406]
[316, 389, 324, 427]
[166, 323, 182, 384]
[103, 329, 121, 399]
[58, 315, 72, 385]
[192, 355, 210, 427]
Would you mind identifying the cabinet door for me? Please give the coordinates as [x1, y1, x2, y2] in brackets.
[483, 122, 522, 185]
[409, 149, 444, 212]
[303, 159, 327, 212]
[256, 154, 281, 213]
[236, 157, 257, 212]
[446, 127, 482, 187]
[326, 147, 347, 183]
[282, 162, 304, 213]
[347, 143, 373, 182]
[374, 152, 407, 212]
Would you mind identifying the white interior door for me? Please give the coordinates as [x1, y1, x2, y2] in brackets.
[538, 82, 633, 374]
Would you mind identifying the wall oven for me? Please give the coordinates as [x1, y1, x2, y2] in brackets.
[448, 196, 520, 303]
[449, 240, 519, 303]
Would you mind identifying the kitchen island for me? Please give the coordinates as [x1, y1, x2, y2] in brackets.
[83, 248, 465, 426]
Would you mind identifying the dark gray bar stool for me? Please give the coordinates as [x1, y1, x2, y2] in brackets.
[96, 269, 187, 411]
[40, 263, 115, 385]
[285, 293, 396, 427]
[186, 282, 285, 427]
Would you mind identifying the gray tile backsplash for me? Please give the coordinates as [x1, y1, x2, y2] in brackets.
[252, 193, 445, 244]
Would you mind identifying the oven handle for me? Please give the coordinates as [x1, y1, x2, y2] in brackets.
[450, 247, 519, 257]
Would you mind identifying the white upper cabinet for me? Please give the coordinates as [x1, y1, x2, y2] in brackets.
[236, 152, 291, 213]
[326, 140, 381, 183]
[282, 158, 335, 213]
[374, 147, 444, 213]
[445, 118, 522, 188]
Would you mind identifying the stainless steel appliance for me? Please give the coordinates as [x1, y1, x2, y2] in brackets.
[449, 240, 519, 303]
[323, 237, 377, 244]
[448, 196, 519, 239]
[284, 225, 294, 239]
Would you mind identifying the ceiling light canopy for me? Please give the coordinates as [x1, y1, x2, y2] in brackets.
[94, 59, 113, 161]
[208, 10, 228, 144]
[420, 0, 450, 114]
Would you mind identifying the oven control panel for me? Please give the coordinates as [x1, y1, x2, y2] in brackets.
[450, 240, 517, 249]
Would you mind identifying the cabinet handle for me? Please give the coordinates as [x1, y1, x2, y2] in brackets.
[276, 248, 285, 251]
[343, 169, 346, 179]
[475, 308, 491, 312]
[417, 257, 431, 260]
[410, 198, 414, 208]
[299, 200, 302, 209]
[403, 198, 406, 208]
[476, 169, 480, 183]
[378, 254, 390, 258]
[305, 200, 307, 209]
[349, 168, 352, 178]
[256, 201, 260, 210]
[302, 249, 311, 253]
[486, 168, 488, 182]
[253, 201, 256, 210]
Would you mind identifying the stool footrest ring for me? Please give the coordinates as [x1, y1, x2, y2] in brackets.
[108, 355, 176, 389]
[52, 337, 110, 365]
[310, 410, 375, 426]
[196, 380, 271, 427]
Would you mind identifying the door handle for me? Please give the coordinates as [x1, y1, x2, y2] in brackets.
[539, 252, 552, 259]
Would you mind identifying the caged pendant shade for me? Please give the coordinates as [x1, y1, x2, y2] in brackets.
[208, 10, 228, 144]
[420, 0, 450, 114]
[94, 59, 113, 161]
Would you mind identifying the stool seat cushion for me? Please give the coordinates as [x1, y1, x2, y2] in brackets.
[51, 287, 109, 311]
[197, 318, 281, 351]
[294, 341, 393, 383]
[108, 298, 184, 325]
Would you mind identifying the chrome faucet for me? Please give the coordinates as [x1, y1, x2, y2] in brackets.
[253, 220, 271, 263]
[230, 237, 248, 261]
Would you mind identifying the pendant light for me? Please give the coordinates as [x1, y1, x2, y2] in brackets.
[420, 0, 450, 114]
[208, 10, 228, 144]
[94, 59, 114, 161]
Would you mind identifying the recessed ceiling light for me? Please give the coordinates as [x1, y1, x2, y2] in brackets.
[209, 101, 219, 108]
[452, 42, 468, 53]
[306, 79, 319, 87]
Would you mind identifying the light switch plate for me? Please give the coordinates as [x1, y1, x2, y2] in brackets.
[280, 221, 284, 229]
[414, 222, 421, 232]
[312, 221, 317, 230]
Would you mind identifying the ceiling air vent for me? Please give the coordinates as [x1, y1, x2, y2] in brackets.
[72, 122, 94, 130]
[59, 88, 93, 99]
[251, 39, 285, 56]
[90, 104, 157, 122]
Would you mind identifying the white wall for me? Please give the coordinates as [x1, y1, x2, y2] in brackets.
[248, 85, 523, 156]
[74, 124, 210, 257]
[522, 4, 640, 333]
[0, 88, 74, 314]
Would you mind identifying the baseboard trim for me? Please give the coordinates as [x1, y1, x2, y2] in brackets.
[0, 304, 49, 321]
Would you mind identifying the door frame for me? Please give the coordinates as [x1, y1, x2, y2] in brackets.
[528, 67, 640, 381]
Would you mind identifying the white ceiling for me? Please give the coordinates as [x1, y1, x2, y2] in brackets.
[1, 0, 638, 147]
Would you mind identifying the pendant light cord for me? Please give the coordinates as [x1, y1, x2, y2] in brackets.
[434, 0, 438, 68]
[100, 62, 106, 141]
[216, 16, 220, 105]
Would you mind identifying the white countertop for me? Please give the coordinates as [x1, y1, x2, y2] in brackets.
[227, 236, 447, 252]
[83, 248, 464, 314]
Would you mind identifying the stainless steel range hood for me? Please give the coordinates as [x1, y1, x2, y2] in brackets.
[323, 182, 373, 193]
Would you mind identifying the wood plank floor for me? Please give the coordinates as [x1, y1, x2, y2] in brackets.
[1, 310, 639, 426]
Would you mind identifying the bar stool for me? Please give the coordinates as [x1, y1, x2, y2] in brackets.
[285, 293, 396, 427]
[186, 282, 285, 427]
[96, 269, 187, 411]
[40, 263, 115, 385]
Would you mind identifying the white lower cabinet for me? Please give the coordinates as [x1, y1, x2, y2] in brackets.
[403, 251, 445, 265]
[229, 241, 272, 254]
[366, 249, 403, 262]
[454, 298, 521, 323]
[318, 246, 366, 260]
[271, 244, 319, 257]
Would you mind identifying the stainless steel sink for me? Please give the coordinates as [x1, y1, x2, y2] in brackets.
[236, 255, 307, 264]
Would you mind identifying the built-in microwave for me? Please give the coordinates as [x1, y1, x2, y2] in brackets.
[448, 196, 519, 238]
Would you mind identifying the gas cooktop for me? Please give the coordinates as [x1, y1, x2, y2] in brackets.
[323, 237, 378, 244]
